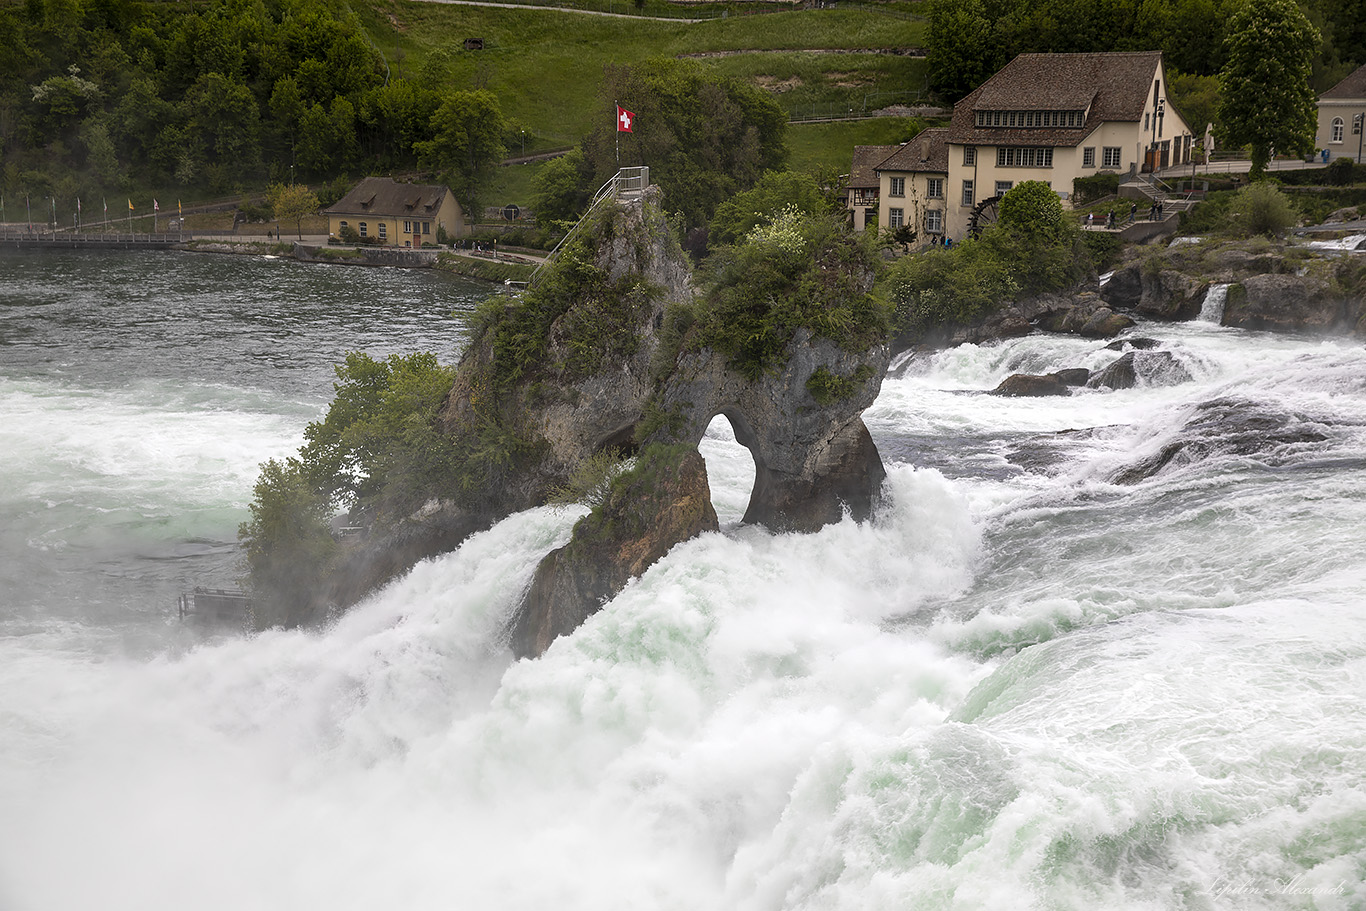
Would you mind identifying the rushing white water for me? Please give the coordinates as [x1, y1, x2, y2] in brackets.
[1199, 282, 1228, 323]
[2, 252, 1365, 910]
[1306, 233, 1366, 253]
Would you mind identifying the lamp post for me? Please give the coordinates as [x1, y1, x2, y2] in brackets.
[1356, 112, 1364, 164]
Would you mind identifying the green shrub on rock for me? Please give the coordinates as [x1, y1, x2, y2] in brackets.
[697, 208, 890, 380]
[1229, 181, 1298, 237]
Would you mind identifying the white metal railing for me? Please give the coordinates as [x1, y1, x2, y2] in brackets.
[528, 167, 650, 288]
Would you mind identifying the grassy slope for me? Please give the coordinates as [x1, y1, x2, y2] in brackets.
[358, 1, 925, 152]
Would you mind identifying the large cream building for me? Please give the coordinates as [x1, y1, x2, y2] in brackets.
[1316, 62, 1366, 163]
[856, 51, 1194, 241]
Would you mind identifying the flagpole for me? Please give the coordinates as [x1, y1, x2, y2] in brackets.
[615, 100, 619, 166]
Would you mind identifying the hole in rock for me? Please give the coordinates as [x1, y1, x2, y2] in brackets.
[697, 414, 756, 526]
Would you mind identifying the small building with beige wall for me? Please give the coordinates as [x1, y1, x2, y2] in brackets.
[323, 176, 467, 246]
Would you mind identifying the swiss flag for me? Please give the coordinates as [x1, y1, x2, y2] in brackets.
[616, 105, 635, 133]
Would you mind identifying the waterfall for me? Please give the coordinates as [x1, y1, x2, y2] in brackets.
[1199, 282, 1228, 323]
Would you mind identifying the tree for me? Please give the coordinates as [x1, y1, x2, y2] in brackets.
[707, 169, 829, 247]
[530, 146, 594, 224]
[997, 179, 1067, 240]
[583, 60, 788, 230]
[925, 0, 1015, 100]
[414, 90, 506, 214]
[1217, 0, 1321, 179]
[267, 181, 320, 239]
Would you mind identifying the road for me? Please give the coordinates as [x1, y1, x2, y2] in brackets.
[408, 0, 704, 22]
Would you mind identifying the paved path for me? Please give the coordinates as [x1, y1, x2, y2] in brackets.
[409, 0, 703, 22]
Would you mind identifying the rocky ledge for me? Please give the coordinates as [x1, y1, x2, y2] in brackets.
[1102, 238, 1366, 335]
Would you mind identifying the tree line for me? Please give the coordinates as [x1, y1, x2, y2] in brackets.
[0, 0, 507, 213]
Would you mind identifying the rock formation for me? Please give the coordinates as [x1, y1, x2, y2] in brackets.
[323, 187, 891, 654]
[510, 446, 717, 658]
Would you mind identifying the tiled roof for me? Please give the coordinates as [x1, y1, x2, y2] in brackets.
[948, 51, 1165, 148]
[1322, 62, 1366, 100]
[848, 145, 898, 188]
[323, 176, 453, 217]
[873, 127, 950, 174]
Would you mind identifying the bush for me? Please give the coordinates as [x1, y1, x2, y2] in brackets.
[708, 169, 830, 248]
[696, 209, 890, 380]
[1178, 190, 1238, 235]
[237, 457, 337, 624]
[1229, 181, 1297, 236]
[884, 240, 1019, 330]
[1072, 173, 1121, 206]
[883, 182, 1087, 333]
[1328, 158, 1356, 186]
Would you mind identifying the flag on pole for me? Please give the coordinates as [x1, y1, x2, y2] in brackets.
[103, 198, 108, 217]
[178, 200, 182, 217]
[77, 198, 81, 213]
[128, 199, 134, 211]
[616, 105, 635, 133]
[154, 199, 159, 213]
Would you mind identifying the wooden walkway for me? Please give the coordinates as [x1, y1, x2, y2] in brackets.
[1, 232, 183, 250]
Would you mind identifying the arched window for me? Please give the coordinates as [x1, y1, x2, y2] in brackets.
[1332, 118, 1345, 143]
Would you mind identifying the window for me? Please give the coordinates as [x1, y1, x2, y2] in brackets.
[1102, 147, 1122, 168]
[995, 147, 1054, 168]
[1144, 113, 1150, 131]
[995, 181, 1013, 196]
[974, 110, 1083, 128]
[925, 210, 943, 234]
[1332, 118, 1345, 142]
[889, 177, 906, 197]
[964, 147, 976, 166]
[1083, 147, 1095, 168]
[359, 222, 367, 237]
[403, 220, 412, 233]
[339, 220, 348, 229]
[962, 180, 975, 207]
[423, 221, 431, 234]
[863, 208, 877, 230]
[888, 208, 904, 228]
[926, 178, 944, 199]
[378, 223, 387, 240]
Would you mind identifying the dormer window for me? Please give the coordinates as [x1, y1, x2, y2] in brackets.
[975, 110, 1084, 128]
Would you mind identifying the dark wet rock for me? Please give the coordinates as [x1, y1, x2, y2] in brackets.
[511, 446, 718, 659]
[1088, 350, 1192, 390]
[1005, 428, 1099, 472]
[1221, 275, 1356, 333]
[1079, 307, 1136, 338]
[1053, 368, 1091, 386]
[1111, 397, 1332, 484]
[991, 373, 1073, 397]
[1105, 337, 1161, 351]
[1101, 264, 1203, 320]
[1101, 265, 1143, 310]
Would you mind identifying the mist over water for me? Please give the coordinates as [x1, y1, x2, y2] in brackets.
[3, 251, 1365, 910]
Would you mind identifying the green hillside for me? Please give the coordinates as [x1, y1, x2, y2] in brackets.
[351, 2, 926, 146]
[0, 0, 930, 215]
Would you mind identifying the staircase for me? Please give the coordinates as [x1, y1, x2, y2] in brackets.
[1122, 173, 1199, 215]
[527, 166, 650, 289]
